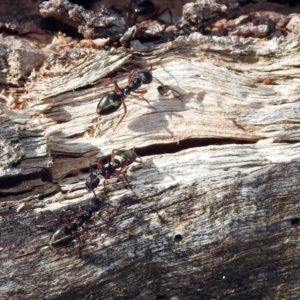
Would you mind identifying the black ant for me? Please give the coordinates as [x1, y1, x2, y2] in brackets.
[48, 197, 103, 251]
[127, 0, 173, 25]
[97, 69, 156, 133]
[85, 148, 144, 195]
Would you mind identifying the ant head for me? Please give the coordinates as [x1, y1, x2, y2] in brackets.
[138, 69, 153, 84]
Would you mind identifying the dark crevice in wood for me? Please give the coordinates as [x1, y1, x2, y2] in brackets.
[0, 168, 53, 197]
[135, 138, 256, 157]
[0, 172, 43, 189]
[65, 138, 256, 178]
[156, 295, 168, 300]
[290, 217, 300, 225]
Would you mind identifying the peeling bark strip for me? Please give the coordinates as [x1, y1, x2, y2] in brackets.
[1, 0, 300, 299]
[40, 0, 128, 39]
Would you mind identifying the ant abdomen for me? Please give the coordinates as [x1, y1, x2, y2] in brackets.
[112, 149, 138, 169]
[49, 225, 73, 248]
[134, 1, 156, 17]
[47, 197, 104, 251]
[97, 93, 122, 115]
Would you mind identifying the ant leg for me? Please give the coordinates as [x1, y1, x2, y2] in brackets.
[156, 7, 173, 24]
[97, 212, 110, 224]
[131, 89, 147, 95]
[63, 208, 76, 219]
[102, 179, 107, 194]
[130, 147, 146, 167]
[84, 218, 97, 228]
[81, 224, 93, 236]
[132, 158, 145, 167]
[91, 189, 98, 198]
[95, 78, 122, 93]
[63, 209, 77, 221]
[122, 176, 137, 195]
[74, 231, 83, 247]
[170, 88, 184, 101]
[104, 201, 119, 210]
[122, 157, 145, 169]
[112, 96, 127, 133]
[104, 79, 122, 93]
[119, 160, 131, 172]
[45, 218, 74, 227]
[128, 70, 136, 83]
[138, 95, 156, 110]
[113, 169, 137, 195]
[144, 7, 160, 21]
[89, 179, 101, 197]
[64, 205, 85, 221]
[130, 90, 157, 110]
[102, 180, 106, 194]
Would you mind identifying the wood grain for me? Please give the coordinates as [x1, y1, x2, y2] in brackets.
[1, 27, 300, 300]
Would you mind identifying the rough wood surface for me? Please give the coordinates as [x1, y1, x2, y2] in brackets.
[1, 1, 300, 300]
[2, 143, 300, 299]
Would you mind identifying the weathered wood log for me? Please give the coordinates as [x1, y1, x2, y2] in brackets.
[2, 143, 300, 299]
[1, 0, 300, 299]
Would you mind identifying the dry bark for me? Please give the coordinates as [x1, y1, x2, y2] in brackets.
[1, 1, 300, 300]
